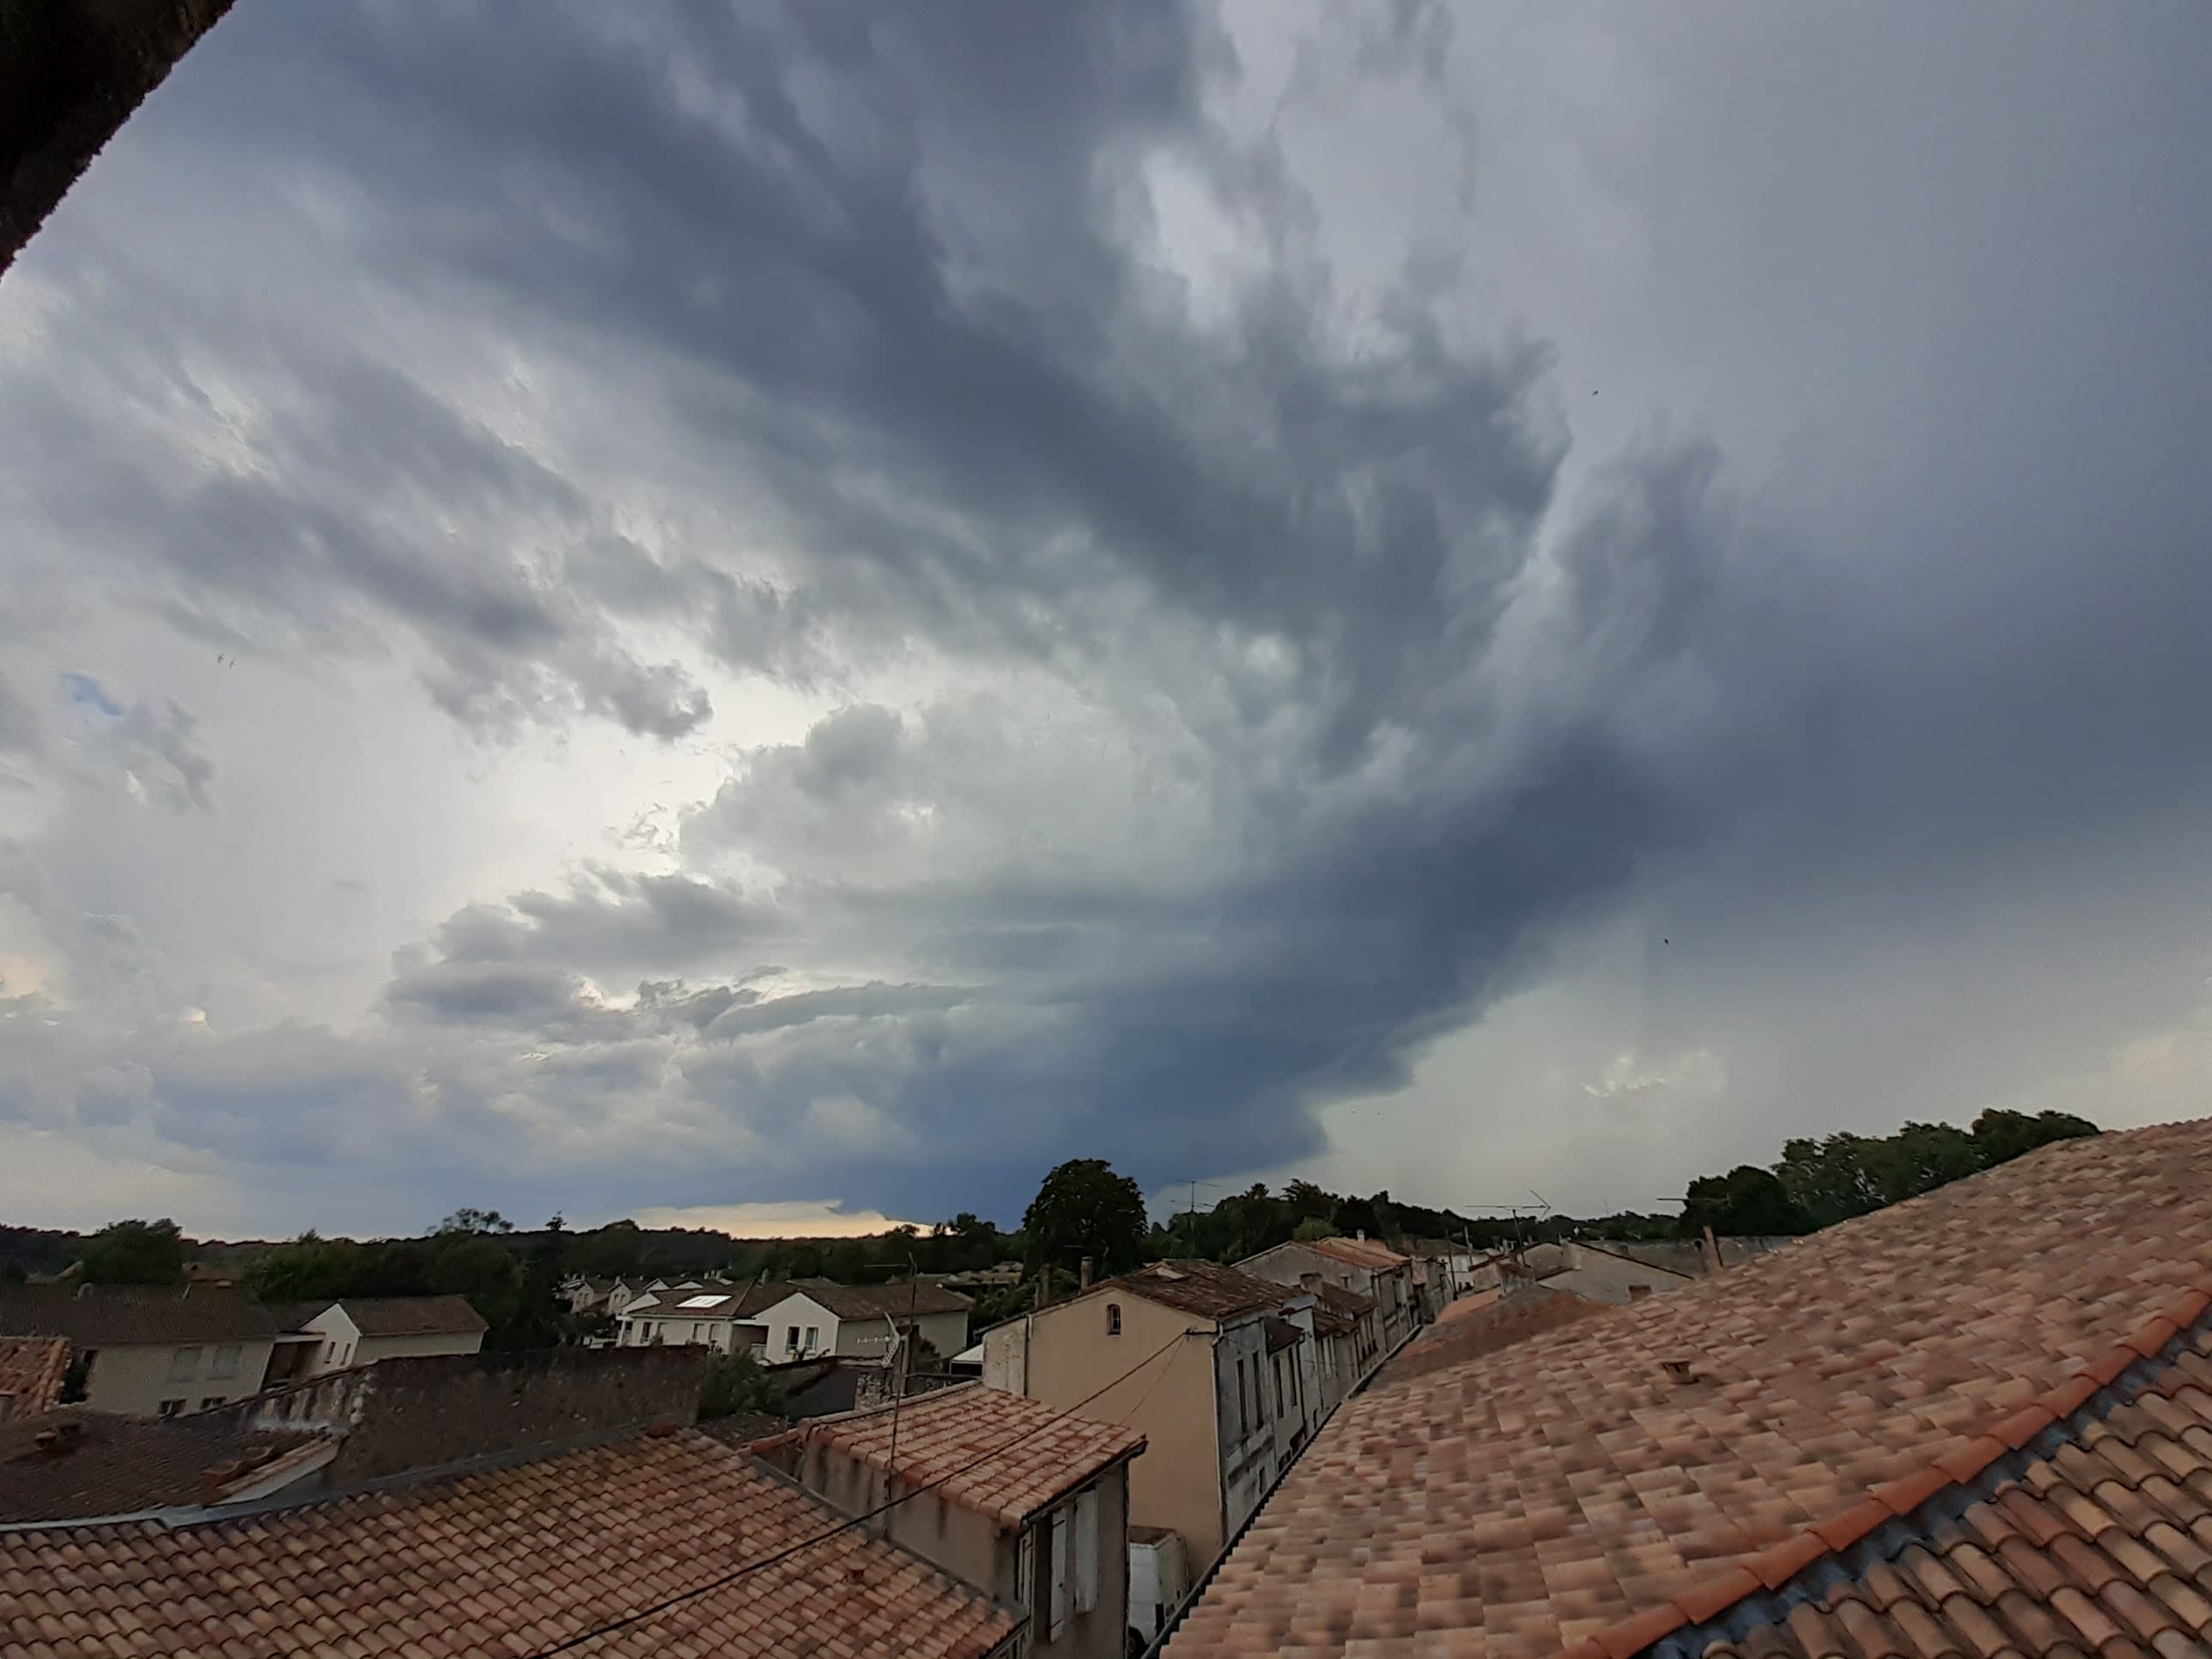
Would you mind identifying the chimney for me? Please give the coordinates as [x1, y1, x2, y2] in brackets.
[1079, 1256, 1093, 1292]
[1702, 1225, 1722, 1273]
[1355, 1230, 1365, 1243]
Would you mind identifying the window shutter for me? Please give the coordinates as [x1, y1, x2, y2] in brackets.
[1049, 1504, 1070, 1637]
[1074, 1489, 1100, 1613]
[1017, 1525, 1036, 1614]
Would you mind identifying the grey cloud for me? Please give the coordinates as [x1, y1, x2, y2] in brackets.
[3, 1, 2209, 1230]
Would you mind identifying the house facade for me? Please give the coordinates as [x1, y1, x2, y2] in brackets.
[617, 1282, 780, 1352]
[750, 1279, 972, 1365]
[982, 1259, 1293, 1575]
[761, 1382, 1145, 1659]
[1238, 1235, 1419, 1352]
[0, 1285, 279, 1417]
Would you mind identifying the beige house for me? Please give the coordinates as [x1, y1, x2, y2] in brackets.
[296, 1297, 489, 1374]
[751, 1279, 973, 1365]
[617, 1281, 781, 1352]
[761, 1382, 1145, 1658]
[0, 1285, 279, 1418]
[983, 1260, 1294, 1577]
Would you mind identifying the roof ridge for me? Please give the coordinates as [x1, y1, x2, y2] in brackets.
[1562, 1281, 2212, 1659]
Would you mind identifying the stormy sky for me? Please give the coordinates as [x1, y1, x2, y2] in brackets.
[3, 1, 2209, 1239]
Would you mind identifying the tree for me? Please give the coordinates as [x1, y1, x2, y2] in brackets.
[241, 1231, 365, 1304]
[699, 1348, 784, 1420]
[1679, 1166, 1810, 1237]
[1972, 1108, 2098, 1166]
[1023, 1158, 1148, 1276]
[1292, 1217, 1340, 1243]
[76, 1218, 185, 1285]
[436, 1207, 514, 1236]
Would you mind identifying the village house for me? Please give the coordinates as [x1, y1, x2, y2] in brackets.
[759, 1382, 1146, 1659]
[0, 1285, 281, 1418]
[1170, 1117, 2212, 1659]
[294, 1296, 489, 1374]
[982, 1259, 1297, 1596]
[1237, 1234, 1419, 1353]
[616, 1280, 778, 1352]
[0, 1346, 1022, 1656]
[750, 1279, 974, 1365]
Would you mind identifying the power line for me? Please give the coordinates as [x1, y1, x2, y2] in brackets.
[518, 1326, 1192, 1657]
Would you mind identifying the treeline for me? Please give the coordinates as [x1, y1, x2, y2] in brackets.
[1678, 1108, 2099, 1237]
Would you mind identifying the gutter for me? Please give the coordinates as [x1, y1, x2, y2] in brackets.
[1139, 1314, 1424, 1659]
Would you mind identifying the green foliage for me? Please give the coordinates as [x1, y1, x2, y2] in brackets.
[437, 1207, 514, 1236]
[1687, 1110, 2100, 1236]
[1024, 1159, 1148, 1274]
[76, 1218, 185, 1285]
[698, 1347, 784, 1420]
[1291, 1217, 1339, 1242]
[1680, 1166, 1812, 1238]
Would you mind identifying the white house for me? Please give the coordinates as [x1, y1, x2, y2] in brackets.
[617, 1282, 778, 1352]
[299, 1297, 488, 1375]
[750, 1279, 972, 1365]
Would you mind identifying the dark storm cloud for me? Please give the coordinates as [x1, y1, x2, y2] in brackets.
[7, 0, 2212, 1229]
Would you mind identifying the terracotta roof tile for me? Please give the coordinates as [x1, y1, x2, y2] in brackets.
[764, 1382, 1144, 1529]
[0, 1431, 1016, 1657]
[1098, 1260, 1285, 1322]
[0, 1337, 69, 1421]
[1169, 1119, 2212, 1658]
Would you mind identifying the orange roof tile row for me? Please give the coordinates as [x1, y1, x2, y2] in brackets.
[1309, 1235, 1411, 1273]
[1384, 1284, 1606, 1384]
[1169, 1118, 2212, 1659]
[1647, 1309, 2212, 1659]
[0, 1429, 1018, 1658]
[763, 1381, 1146, 1529]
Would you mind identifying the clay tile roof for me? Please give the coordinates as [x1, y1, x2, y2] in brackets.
[0, 1335, 68, 1421]
[1308, 1235, 1410, 1271]
[768, 1382, 1146, 1529]
[1313, 1282, 1375, 1318]
[1384, 1283, 1607, 1384]
[1101, 1260, 1285, 1322]
[0, 1430, 1018, 1657]
[0, 1405, 322, 1524]
[335, 1294, 489, 1336]
[1168, 1117, 2212, 1659]
[785, 1279, 975, 1319]
[0, 1284, 280, 1346]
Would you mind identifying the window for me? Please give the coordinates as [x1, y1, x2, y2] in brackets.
[804, 1325, 819, 1352]
[167, 1346, 201, 1382]
[210, 1344, 241, 1379]
[1235, 1357, 1249, 1437]
[157, 1398, 185, 1418]
[786, 1325, 800, 1354]
[1106, 1303, 1121, 1337]
[198, 1396, 226, 1411]
[1073, 1488, 1100, 1613]
[692, 1322, 705, 1342]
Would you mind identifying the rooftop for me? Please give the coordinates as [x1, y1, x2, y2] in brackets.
[1170, 1117, 2212, 1658]
[0, 1428, 1018, 1658]
[1306, 1235, 1411, 1273]
[1312, 1282, 1376, 1319]
[0, 1404, 319, 1524]
[0, 1336, 68, 1423]
[1099, 1259, 1285, 1323]
[0, 1284, 280, 1346]
[336, 1294, 489, 1338]
[1636, 1306, 2212, 1659]
[785, 1278, 975, 1321]
[764, 1380, 1146, 1529]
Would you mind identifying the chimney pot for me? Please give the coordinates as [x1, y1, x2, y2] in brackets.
[1356, 1230, 1365, 1243]
[1079, 1256, 1093, 1292]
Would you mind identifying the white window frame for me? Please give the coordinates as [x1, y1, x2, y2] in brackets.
[210, 1344, 241, 1380]
[168, 1346, 201, 1382]
[1048, 1504, 1070, 1638]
